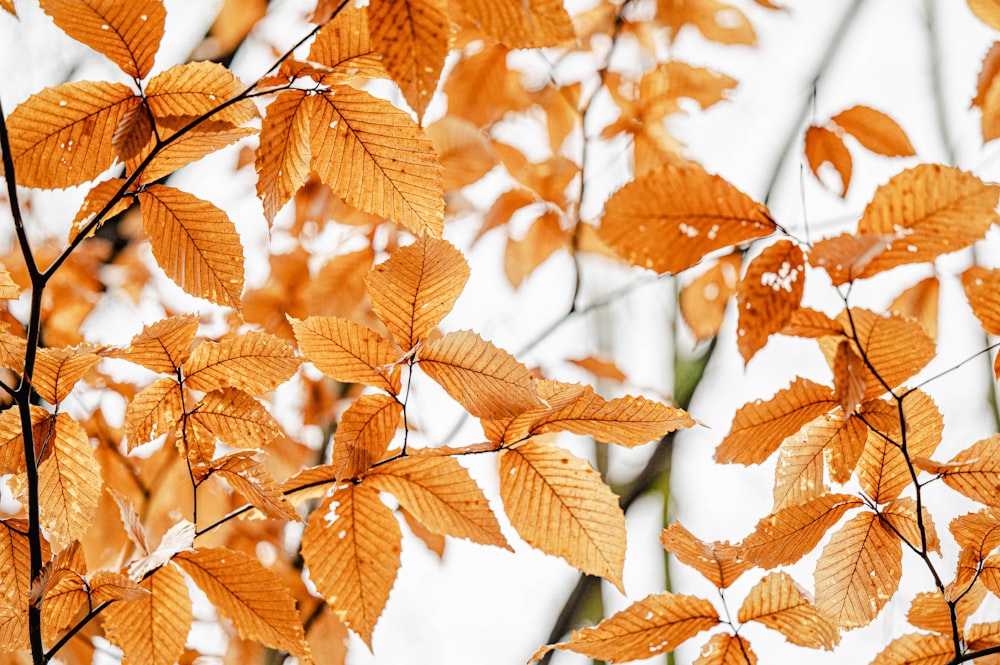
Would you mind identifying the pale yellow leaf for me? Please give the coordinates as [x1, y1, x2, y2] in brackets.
[738, 571, 839, 649]
[500, 440, 626, 591]
[174, 547, 310, 660]
[210, 452, 300, 521]
[366, 235, 470, 350]
[123, 377, 183, 450]
[805, 125, 852, 196]
[367, 456, 510, 548]
[736, 240, 805, 363]
[145, 61, 256, 126]
[532, 592, 718, 663]
[738, 493, 864, 568]
[182, 330, 300, 395]
[290, 316, 401, 393]
[418, 330, 541, 419]
[599, 163, 775, 275]
[831, 105, 915, 157]
[38, 414, 102, 551]
[963, 266, 1000, 336]
[870, 633, 954, 665]
[301, 485, 401, 647]
[31, 346, 101, 405]
[255, 91, 311, 224]
[693, 633, 756, 665]
[40, 0, 165, 78]
[4, 81, 138, 188]
[189, 388, 282, 449]
[103, 564, 193, 665]
[138, 184, 244, 310]
[660, 521, 752, 589]
[331, 393, 402, 481]
[111, 490, 149, 557]
[117, 314, 199, 374]
[680, 253, 741, 343]
[457, 0, 575, 48]
[127, 520, 195, 581]
[814, 511, 902, 629]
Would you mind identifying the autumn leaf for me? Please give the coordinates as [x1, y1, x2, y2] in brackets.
[736, 240, 805, 363]
[138, 184, 245, 309]
[417, 330, 542, 419]
[4, 80, 139, 188]
[134, 121, 256, 184]
[599, 163, 775, 275]
[174, 547, 310, 660]
[890, 276, 939, 339]
[0, 406, 51, 475]
[715, 377, 838, 465]
[123, 376, 183, 450]
[103, 564, 193, 665]
[290, 316, 402, 394]
[832, 339, 866, 414]
[189, 388, 283, 449]
[182, 330, 301, 395]
[88, 570, 149, 604]
[814, 511, 902, 629]
[0, 519, 38, 622]
[38, 414, 103, 551]
[969, 0, 1000, 31]
[907, 583, 986, 636]
[71, 177, 131, 240]
[209, 452, 300, 521]
[949, 508, 1000, 588]
[772, 421, 828, 510]
[307, 5, 387, 83]
[117, 314, 199, 374]
[144, 61, 256, 127]
[367, 456, 510, 548]
[680, 253, 742, 342]
[457, 0, 575, 48]
[660, 521, 752, 589]
[566, 356, 627, 383]
[831, 105, 916, 157]
[500, 440, 626, 590]
[301, 485, 401, 647]
[657, 0, 755, 45]
[531, 592, 719, 663]
[818, 412, 869, 484]
[31, 346, 102, 405]
[40, 0, 165, 79]
[962, 265, 1000, 335]
[39, 541, 88, 642]
[805, 126, 852, 196]
[330, 393, 402, 481]
[255, 91, 311, 224]
[737, 571, 839, 649]
[881, 497, 940, 554]
[693, 633, 757, 665]
[919, 433, 1000, 507]
[427, 116, 498, 191]
[869, 633, 954, 665]
[504, 210, 569, 287]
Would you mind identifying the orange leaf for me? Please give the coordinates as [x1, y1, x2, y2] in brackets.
[930, 434, 1000, 507]
[566, 356, 627, 383]
[368, 0, 449, 120]
[660, 521, 751, 589]
[427, 116, 497, 191]
[736, 240, 805, 362]
[123, 377, 183, 450]
[255, 91, 311, 224]
[88, 570, 149, 604]
[657, 0, 755, 45]
[40, 0, 165, 78]
[174, 547, 310, 660]
[0, 0, 15, 16]
[331, 393, 402, 481]
[457, 0, 575, 48]
[907, 583, 986, 636]
[693, 633, 756, 665]
[599, 164, 775, 275]
[38, 414, 103, 551]
[0, 519, 37, 622]
[182, 331, 301, 395]
[979, 42, 1000, 142]
[949, 508, 1000, 588]
[772, 420, 828, 510]
[737, 571, 839, 649]
[209, 452, 300, 521]
[189, 388, 282, 449]
[367, 456, 510, 549]
[418, 330, 542, 419]
[970, 0, 1000, 30]
[301, 485, 401, 647]
[291, 316, 402, 393]
[814, 511, 902, 629]
[880, 497, 940, 555]
[832, 339, 866, 414]
[962, 266, 1000, 335]
[974, 41, 1000, 108]
[0, 406, 50, 475]
[4, 81, 138, 189]
[500, 440, 626, 591]
[831, 105, 916, 157]
[306, 89, 444, 237]
[39, 541, 88, 642]
[145, 61, 256, 126]
[504, 210, 569, 288]
[819, 413, 869, 484]
[531, 592, 719, 663]
[103, 564, 193, 665]
[804, 126, 852, 196]
[307, 5, 386, 80]
[118, 314, 199, 374]
[134, 121, 256, 184]
[366, 235, 470, 350]
[780, 307, 845, 339]
[889, 276, 939, 340]
[31, 346, 102, 404]
[680, 253, 741, 343]
[715, 377, 837, 465]
[738, 493, 864, 568]
[71, 177, 131, 240]
[870, 633, 954, 665]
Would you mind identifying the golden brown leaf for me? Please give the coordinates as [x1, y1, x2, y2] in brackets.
[500, 441, 626, 590]
[123, 377, 183, 450]
[832, 339, 866, 415]
[89, 570, 149, 604]
[660, 521, 752, 589]
[831, 105, 916, 157]
[136, 122, 256, 184]
[189, 388, 282, 449]
[39, 541, 88, 642]
[736, 240, 805, 363]
[890, 276, 939, 340]
[566, 356, 627, 383]
[426, 116, 497, 191]
[418, 330, 541, 419]
[962, 266, 1000, 335]
[693, 633, 756, 665]
[0, 405, 50, 475]
[0, 326, 26, 374]
[0, 520, 34, 621]
[478, 187, 536, 240]
[301, 485, 401, 647]
[983, 554, 1000, 599]
[40, 0, 165, 78]
[907, 583, 986, 636]
[31, 346, 101, 405]
[4, 81, 138, 189]
[0, 0, 15, 16]
[71, 177, 131, 240]
[680, 253, 741, 343]
[331, 394, 402, 481]
[657, 0, 755, 45]
[307, 5, 387, 81]
[182, 331, 300, 395]
[805, 125, 852, 196]
[772, 420, 828, 510]
[118, 314, 199, 374]
[255, 91, 311, 224]
[715, 377, 837, 465]
[816, 413, 868, 484]
[807, 232, 897, 286]
[814, 511, 902, 629]
[929, 434, 1000, 507]
[307, 89, 444, 237]
[975, 42, 1000, 108]
[531, 592, 719, 663]
[880, 497, 940, 554]
[599, 164, 774, 275]
[367, 456, 510, 548]
[457, 0, 575, 48]
[138, 184, 244, 310]
[304, 247, 375, 320]
[869, 633, 954, 665]
[366, 235, 469, 351]
[368, 0, 449, 120]
[38, 414, 102, 551]
[970, 0, 1000, 30]
[504, 210, 569, 288]
[738, 571, 839, 649]
[290, 316, 402, 394]
[968, 620, 1000, 647]
[950, 508, 1000, 588]
[145, 61, 256, 126]
[209, 452, 300, 521]
[398, 506, 445, 558]
[444, 44, 533, 128]
[103, 564, 192, 665]
[174, 547, 310, 659]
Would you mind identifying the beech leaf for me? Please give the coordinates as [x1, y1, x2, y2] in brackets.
[182, 331, 301, 395]
[331, 393, 402, 481]
[831, 105, 916, 157]
[291, 316, 402, 393]
[738, 571, 839, 649]
[103, 564, 193, 665]
[736, 240, 805, 363]
[660, 521, 752, 589]
[38, 414, 103, 551]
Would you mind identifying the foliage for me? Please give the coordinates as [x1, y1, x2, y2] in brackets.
[0, 1, 999, 665]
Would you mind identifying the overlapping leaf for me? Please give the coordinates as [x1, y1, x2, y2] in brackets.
[291, 316, 401, 393]
[889, 276, 940, 339]
[908, 583, 986, 636]
[39, 541, 88, 642]
[134, 122, 257, 184]
[869, 633, 954, 665]
[660, 521, 751, 589]
[693, 634, 756, 665]
[255, 91, 311, 224]
[330, 394, 402, 481]
[37, 414, 102, 551]
[880, 497, 940, 554]
[739, 571, 838, 649]
[189, 388, 282, 449]
[301, 485, 401, 647]
[123, 377, 183, 449]
[307, 5, 387, 82]
[599, 164, 775, 275]
[145, 61, 256, 126]
[457, 0, 575, 48]
[950, 508, 1000, 588]
[772, 421, 828, 510]
[0, 406, 51, 475]
[0, 520, 34, 623]
[916, 433, 1000, 506]
[209, 452, 300, 521]
[118, 314, 199, 374]
[736, 240, 805, 363]
[182, 331, 300, 395]
[499, 441, 626, 590]
[30, 346, 102, 405]
[962, 266, 1000, 335]
[103, 564, 192, 665]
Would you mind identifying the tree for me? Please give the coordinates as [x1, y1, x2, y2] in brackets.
[0, 1, 999, 665]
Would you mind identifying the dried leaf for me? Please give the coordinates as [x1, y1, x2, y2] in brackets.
[38, 414, 103, 551]
[307, 5, 387, 82]
[693, 633, 756, 665]
[39, 541, 88, 642]
[931, 434, 1000, 507]
[680, 253, 741, 343]
[819, 413, 869, 484]
[736, 240, 805, 363]
[426, 116, 497, 190]
[831, 105, 916, 157]
[71, 177, 131, 240]
[367, 456, 510, 548]
[738, 571, 839, 649]
[40, 0, 165, 78]
[331, 394, 402, 481]
[89, 570, 149, 604]
[660, 521, 752, 589]
[962, 265, 1000, 335]
[566, 356, 627, 383]
[814, 511, 902, 629]
[500, 440, 626, 591]
[950, 508, 1000, 588]
[127, 520, 195, 581]
[31, 346, 101, 404]
[805, 125, 852, 196]
[182, 331, 301, 395]
[772, 421, 828, 510]
[210, 452, 300, 521]
[138, 184, 245, 310]
[457, 0, 575, 48]
[0, 405, 51, 476]
[189, 388, 282, 450]
[880, 497, 940, 555]
[0, 519, 35, 620]
[599, 164, 775, 275]
[174, 547, 310, 659]
[504, 210, 569, 288]
[255, 91, 312, 224]
[532, 592, 719, 663]
[366, 235, 470, 350]
[145, 61, 256, 126]
[870, 633, 954, 665]
[970, 0, 1000, 30]
[657, 0, 755, 45]
[118, 314, 199, 374]
[103, 564, 193, 665]
[136, 122, 256, 184]
[123, 376, 183, 450]
[889, 276, 939, 340]
[301, 485, 401, 647]
[291, 316, 402, 394]
[907, 583, 986, 636]
[832, 339, 866, 415]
